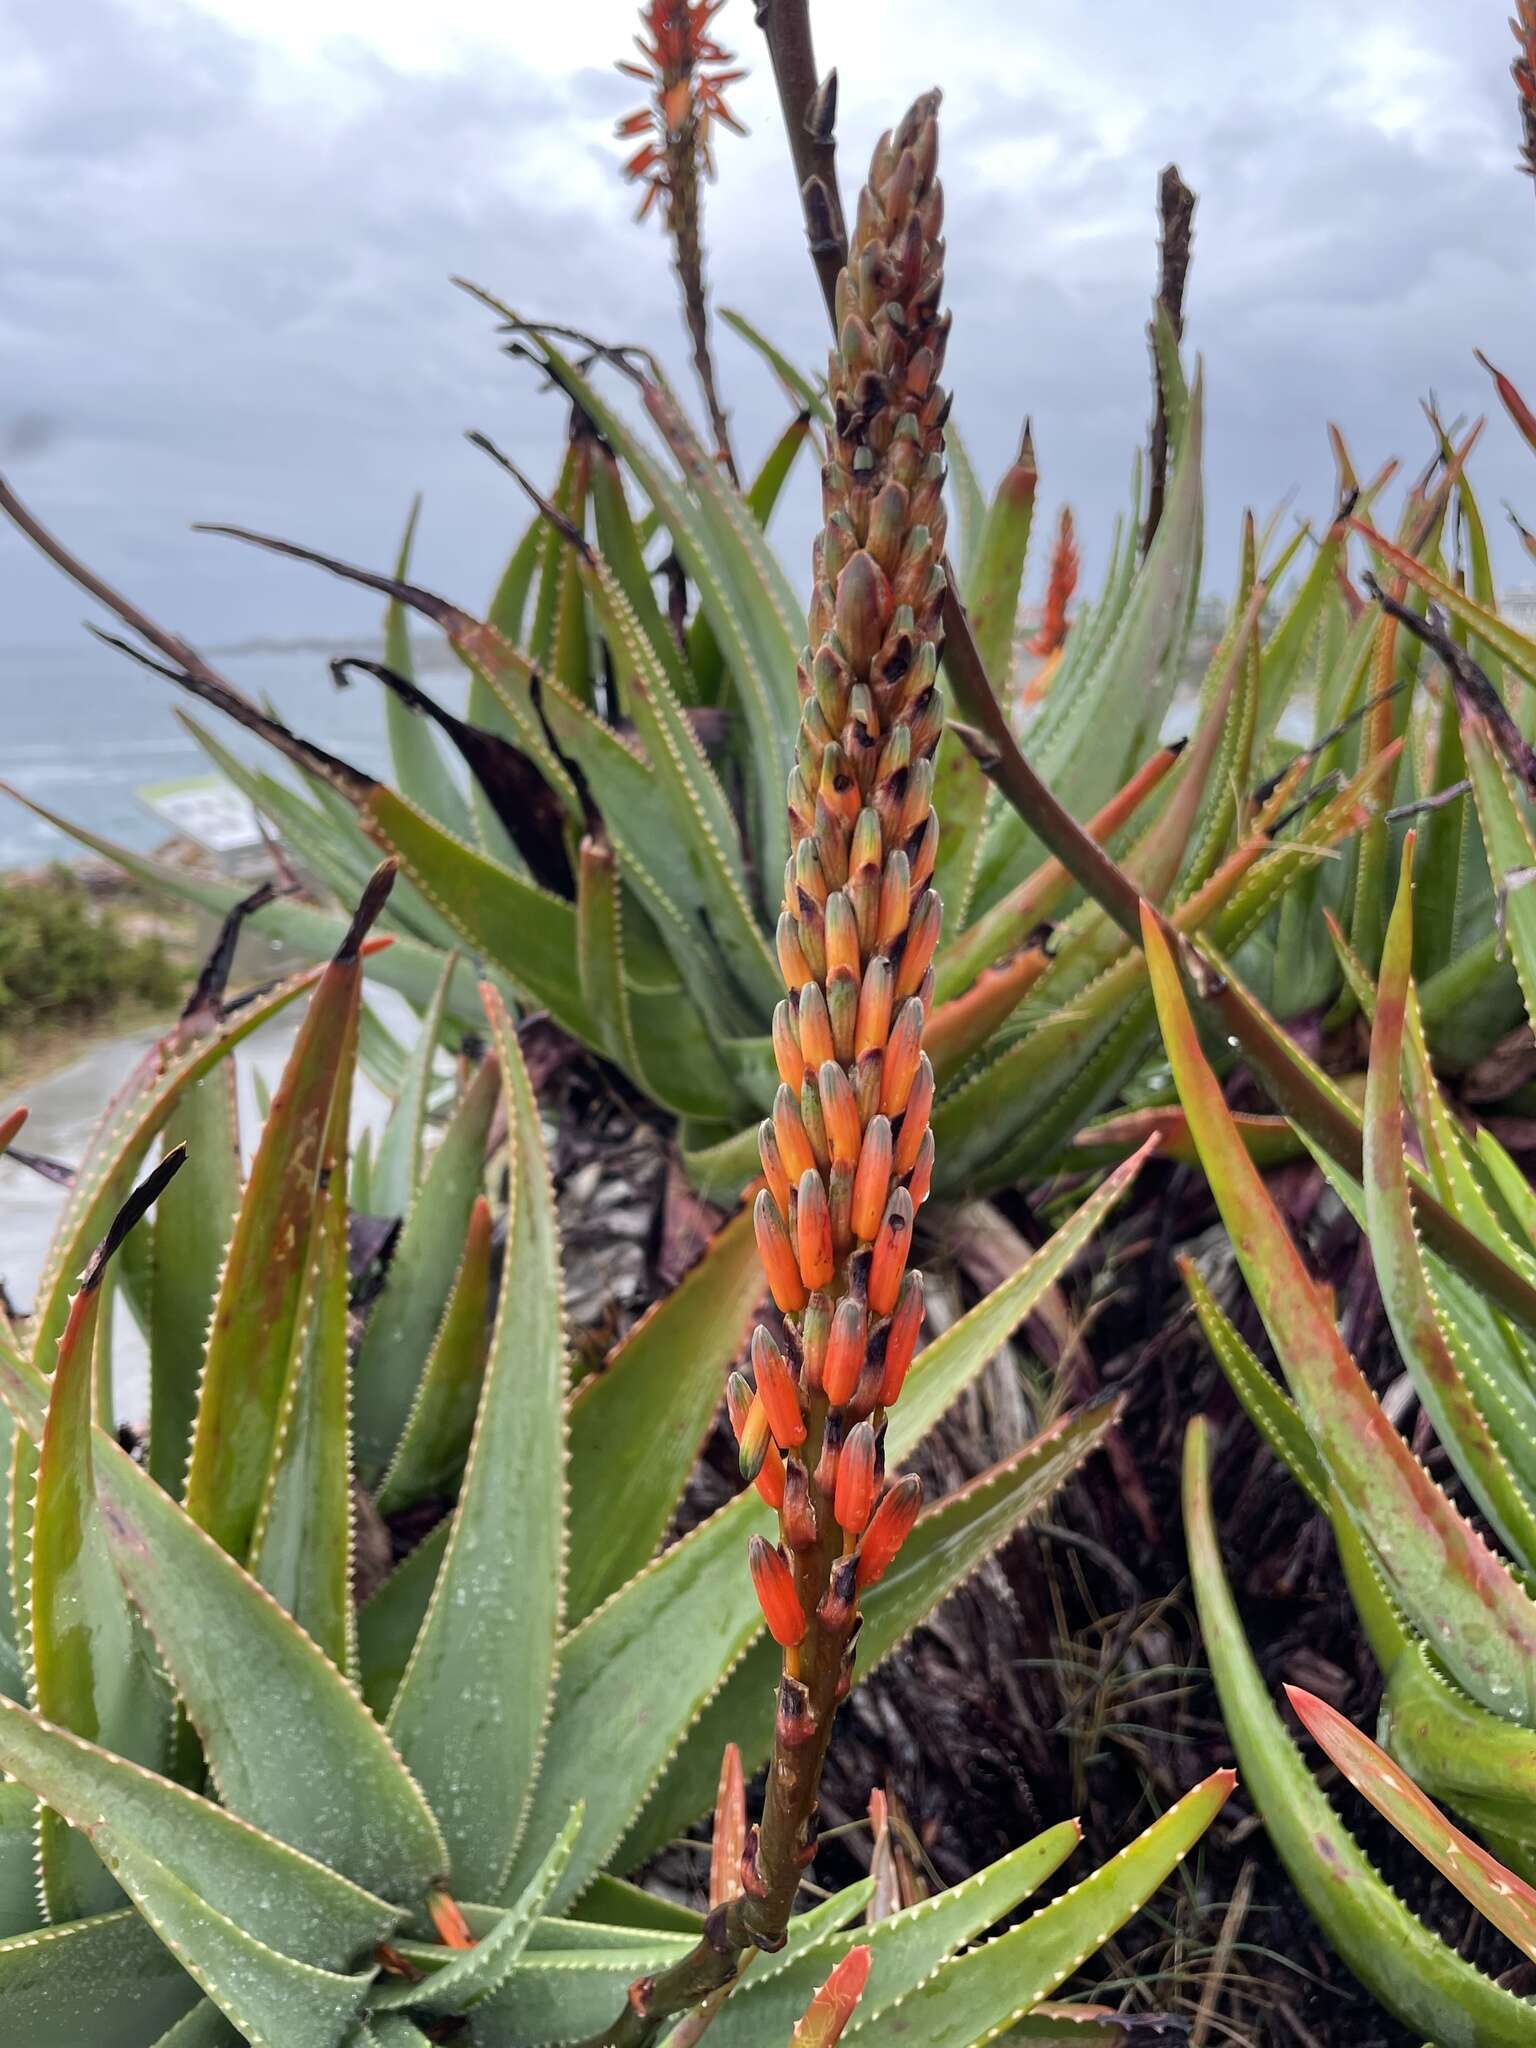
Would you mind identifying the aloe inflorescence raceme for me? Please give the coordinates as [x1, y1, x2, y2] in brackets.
[584, 89, 949, 2047]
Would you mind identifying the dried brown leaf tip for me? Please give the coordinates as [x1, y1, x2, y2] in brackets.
[738, 91, 944, 1701]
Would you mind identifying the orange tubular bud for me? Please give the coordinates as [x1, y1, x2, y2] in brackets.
[895, 889, 942, 999]
[773, 1001, 807, 1092]
[868, 1188, 914, 1316]
[756, 1189, 809, 1312]
[876, 850, 912, 950]
[801, 1291, 831, 1391]
[850, 1115, 893, 1242]
[827, 971, 859, 1063]
[758, 1121, 791, 1222]
[892, 1055, 934, 1175]
[752, 1325, 806, 1448]
[756, 1441, 786, 1511]
[906, 1127, 935, 1209]
[879, 1271, 924, 1406]
[800, 1076, 831, 1171]
[828, 1159, 855, 1257]
[879, 998, 925, 1117]
[727, 1371, 772, 1480]
[427, 1888, 476, 1951]
[854, 1048, 884, 1127]
[909, 812, 938, 892]
[825, 891, 862, 980]
[857, 1476, 923, 1587]
[749, 1535, 807, 1647]
[773, 1085, 817, 1182]
[777, 912, 814, 991]
[855, 956, 894, 1057]
[782, 1456, 818, 1552]
[834, 1419, 878, 1534]
[798, 984, 836, 1070]
[795, 1169, 836, 1291]
[824, 1297, 869, 1407]
[820, 1061, 862, 1166]
[820, 743, 862, 828]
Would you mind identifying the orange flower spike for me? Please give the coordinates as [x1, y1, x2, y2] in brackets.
[823, 1296, 869, 1408]
[868, 1188, 914, 1317]
[749, 1535, 807, 1647]
[850, 1115, 893, 1242]
[878, 1271, 924, 1406]
[1028, 505, 1079, 658]
[820, 1060, 862, 1167]
[795, 1169, 836, 1292]
[709, 1743, 747, 1910]
[752, 1325, 806, 1449]
[755, 1190, 808, 1313]
[834, 1419, 878, 1535]
[892, 1056, 933, 1176]
[856, 1476, 923, 1588]
[426, 1888, 476, 1952]
[790, 1945, 873, 2046]
[879, 998, 925, 1117]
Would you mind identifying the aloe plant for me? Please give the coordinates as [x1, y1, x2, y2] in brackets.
[1146, 849, 1536, 2039]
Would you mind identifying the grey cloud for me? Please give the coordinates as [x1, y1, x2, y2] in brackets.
[3, 0, 1535, 662]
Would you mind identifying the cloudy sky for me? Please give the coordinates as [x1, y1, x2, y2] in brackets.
[4, 0, 1533, 650]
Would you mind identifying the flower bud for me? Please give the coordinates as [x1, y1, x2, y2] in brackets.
[850, 1115, 893, 1243]
[820, 1061, 862, 1166]
[825, 891, 861, 981]
[867, 1188, 914, 1317]
[857, 1475, 923, 1587]
[801, 1291, 831, 1392]
[777, 912, 814, 992]
[895, 888, 941, 999]
[823, 1297, 869, 1407]
[756, 1442, 786, 1511]
[773, 1085, 817, 1183]
[906, 1127, 935, 1209]
[773, 1000, 806, 1092]
[752, 1325, 805, 1448]
[879, 1271, 924, 1406]
[876, 849, 912, 950]
[758, 1121, 791, 1222]
[835, 1419, 878, 1534]
[855, 955, 894, 1058]
[749, 1535, 806, 1647]
[828, 1159, 854, 1256]
[799, 1073, 831, 1171]
[816, 1553, 859, 1631]
[798, 984, 835, 1070]
[795, 1169, 836, 1291]
[827, 970, 859, 1063]
[819, 743, 861, 827]
[879, 999, 925, 1118]
[756, 1189, 809, 1313]
[727, 1371, 771, 1480]
[834, 551, 894, 674]
[814, 1410, 843, 1495]
[892, 1056, 933, 1175]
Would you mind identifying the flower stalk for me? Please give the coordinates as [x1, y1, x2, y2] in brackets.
[575, 87, 948, 2046]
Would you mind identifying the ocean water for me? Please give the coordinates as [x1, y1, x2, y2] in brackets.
[1, 639, 403, 870]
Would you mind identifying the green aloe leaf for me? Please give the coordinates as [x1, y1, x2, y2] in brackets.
[457, 1933, 698, 2046]
[711, 1823, 1079, 2047]
[353, 1051, 499, 1484]
[1364, 841, 1536, 1570]
[147, 1066, 240, 1501]
[0, 1692, 399, 1966]
[32, 1153, 181, 1920]
[0, 1334, 447, 1904]
[876, 1770, 1234, 2045]
[374, 1196, 493, 1515]
[150, 2002, 244, 2045]
[371, 1808, 581, 2014]
[0, 1780, 37, 1938]
[1183, 1415, 1536, 2044]
[566, 1205, 762, 1623]
[1353, 520, 1536, 690]
[589, 440, 701, 710]
[1179, 1259, 1327, 1510]
[249, 1153, 356, 1670]
[0, 1910, 202, 2045]
[718, 309, 830, 427]
[1289, 1683, 1536, 1962]
[356, 1520, 451, 1722]
[1382, 1640, 1536, 1851]
[1144, 906, 1536, 1721]
[370, 950, 456, 1220]
[1462, 705, 1536, 1036]
[185, 882, 379, 1565]
[387, 985, 566, 1896]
